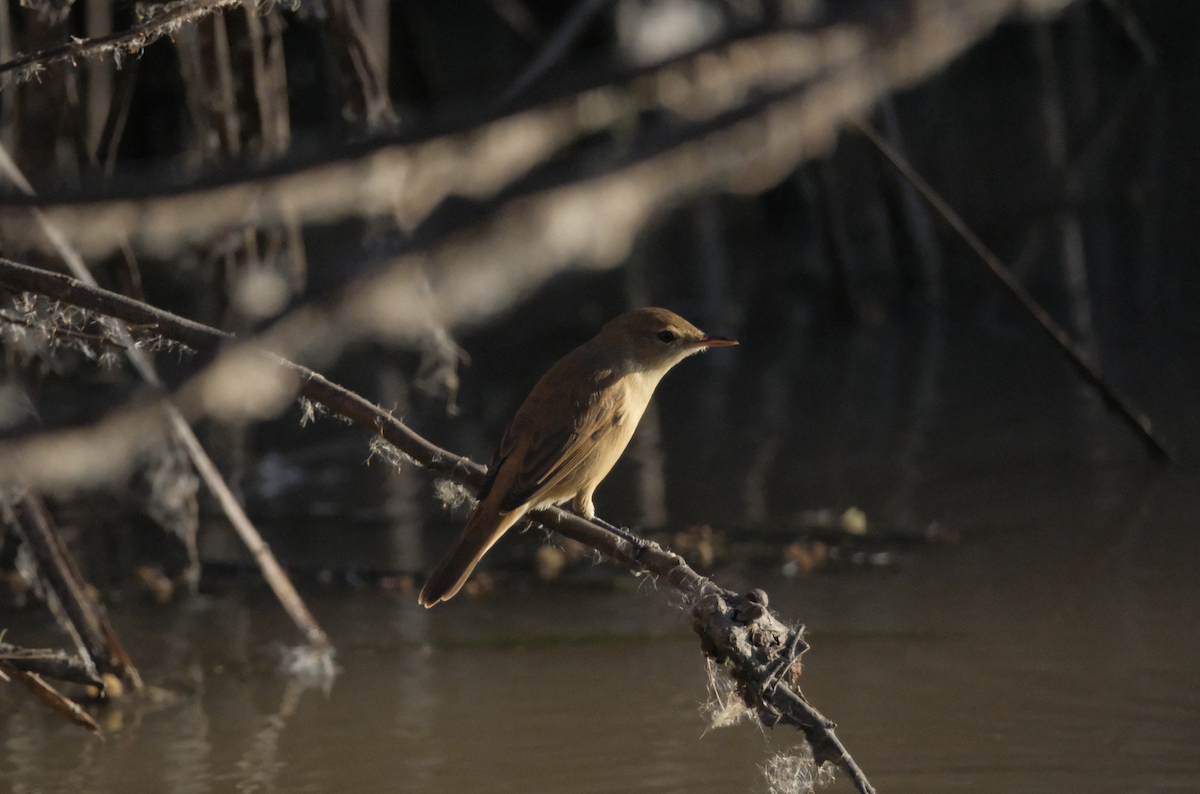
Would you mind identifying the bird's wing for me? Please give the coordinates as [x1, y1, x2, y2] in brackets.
[498, 379, 625, 512]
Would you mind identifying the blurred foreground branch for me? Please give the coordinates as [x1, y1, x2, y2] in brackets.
[0, 0, 1075, 265]
[0, 257, 875, 793]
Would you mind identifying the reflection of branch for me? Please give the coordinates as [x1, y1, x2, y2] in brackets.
[0, 257, 877, 794]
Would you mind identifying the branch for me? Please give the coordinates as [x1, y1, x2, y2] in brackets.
[0, 256, 877, 794]
[0, 642, 105, 688]
[856, 119, 1173, 461]
[1, 491, 143, 691]
[0, 0, 245, 84]
[0, 660, 101, 733]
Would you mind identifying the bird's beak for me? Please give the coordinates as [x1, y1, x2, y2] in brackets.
[696, 336, 738, 347]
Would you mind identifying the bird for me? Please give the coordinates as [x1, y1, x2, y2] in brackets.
[418, 307, 737, 607]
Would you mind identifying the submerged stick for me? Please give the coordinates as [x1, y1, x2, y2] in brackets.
[0, 257, 877, 794]
[856, 119, 1173, 460]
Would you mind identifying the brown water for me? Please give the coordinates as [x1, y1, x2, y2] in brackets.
[2, 315, 1199, 794]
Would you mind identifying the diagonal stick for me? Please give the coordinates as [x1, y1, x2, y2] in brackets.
[855, 118, 1172, 460]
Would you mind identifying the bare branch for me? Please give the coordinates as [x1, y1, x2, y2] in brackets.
[1, 490, 143, 690]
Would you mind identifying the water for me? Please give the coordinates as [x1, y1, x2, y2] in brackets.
[2, 308, 1198, 794]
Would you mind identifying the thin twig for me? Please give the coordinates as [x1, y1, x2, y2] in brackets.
[0, 660, 101, 733]
[495, 0, 612, 109]
[2, 491, 144, 690]
[0, 0, 244, 83]
[856, 118, 1173, 460]
[0, 642, 105, 687]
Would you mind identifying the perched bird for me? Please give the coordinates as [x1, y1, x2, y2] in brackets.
[418, 307, 737, 607]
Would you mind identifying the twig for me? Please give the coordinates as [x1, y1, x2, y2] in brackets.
[495, 0, 612, 109]
[0, 660, 100, 733]
[0, 256, 877, 794]
[1099, 0, 1157, 67]
[0, 310, 128, 349]
[0, 258, 232, 350]
[319, 0, 396, 129]
[0, 0, 244, 83]
[856, 118, 1173, 460]
[2, 491, 144, 690]
[0, 642, 105, 687]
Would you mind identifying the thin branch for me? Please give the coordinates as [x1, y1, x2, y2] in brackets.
[495, 0, 612, 109]
[0, 0, 246, 84]
[319, 0, 396, 129]
[0, 642, 104, 687]
[856, 118, 1173, 460]
[2, 491, 144, 690]
[0, 256, 877, 794]
[0, 309, 128, 349]
[0, 660, 100, 733]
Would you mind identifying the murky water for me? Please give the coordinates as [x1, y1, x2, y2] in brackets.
[2, 311, 1198, 794]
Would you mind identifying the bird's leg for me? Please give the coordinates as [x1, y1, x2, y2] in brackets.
[589, 515, 650, 548]
[570, 491, 653, 562]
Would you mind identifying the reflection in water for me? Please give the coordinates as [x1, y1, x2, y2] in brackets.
[163, 698, 210, 794]
[885, 312, 943, 535]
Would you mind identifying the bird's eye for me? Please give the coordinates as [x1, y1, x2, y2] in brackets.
[657, 330, 676, 343]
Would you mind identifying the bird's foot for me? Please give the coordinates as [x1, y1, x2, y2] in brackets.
[589, 516, 654, 566]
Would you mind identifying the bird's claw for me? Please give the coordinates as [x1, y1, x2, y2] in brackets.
[590, 516, 653, 568]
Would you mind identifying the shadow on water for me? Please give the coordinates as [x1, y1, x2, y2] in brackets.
[1, 303, 1198, 793]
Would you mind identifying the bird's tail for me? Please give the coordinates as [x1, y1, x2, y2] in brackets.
[418, 502, 525, 607]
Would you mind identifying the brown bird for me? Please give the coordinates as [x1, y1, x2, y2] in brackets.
[418, 307, 737, 607]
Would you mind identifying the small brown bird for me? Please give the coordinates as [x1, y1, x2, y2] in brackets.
[418, 307, 737, 607]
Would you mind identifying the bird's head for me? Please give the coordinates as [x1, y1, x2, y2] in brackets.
[600, 307, 737, 373]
